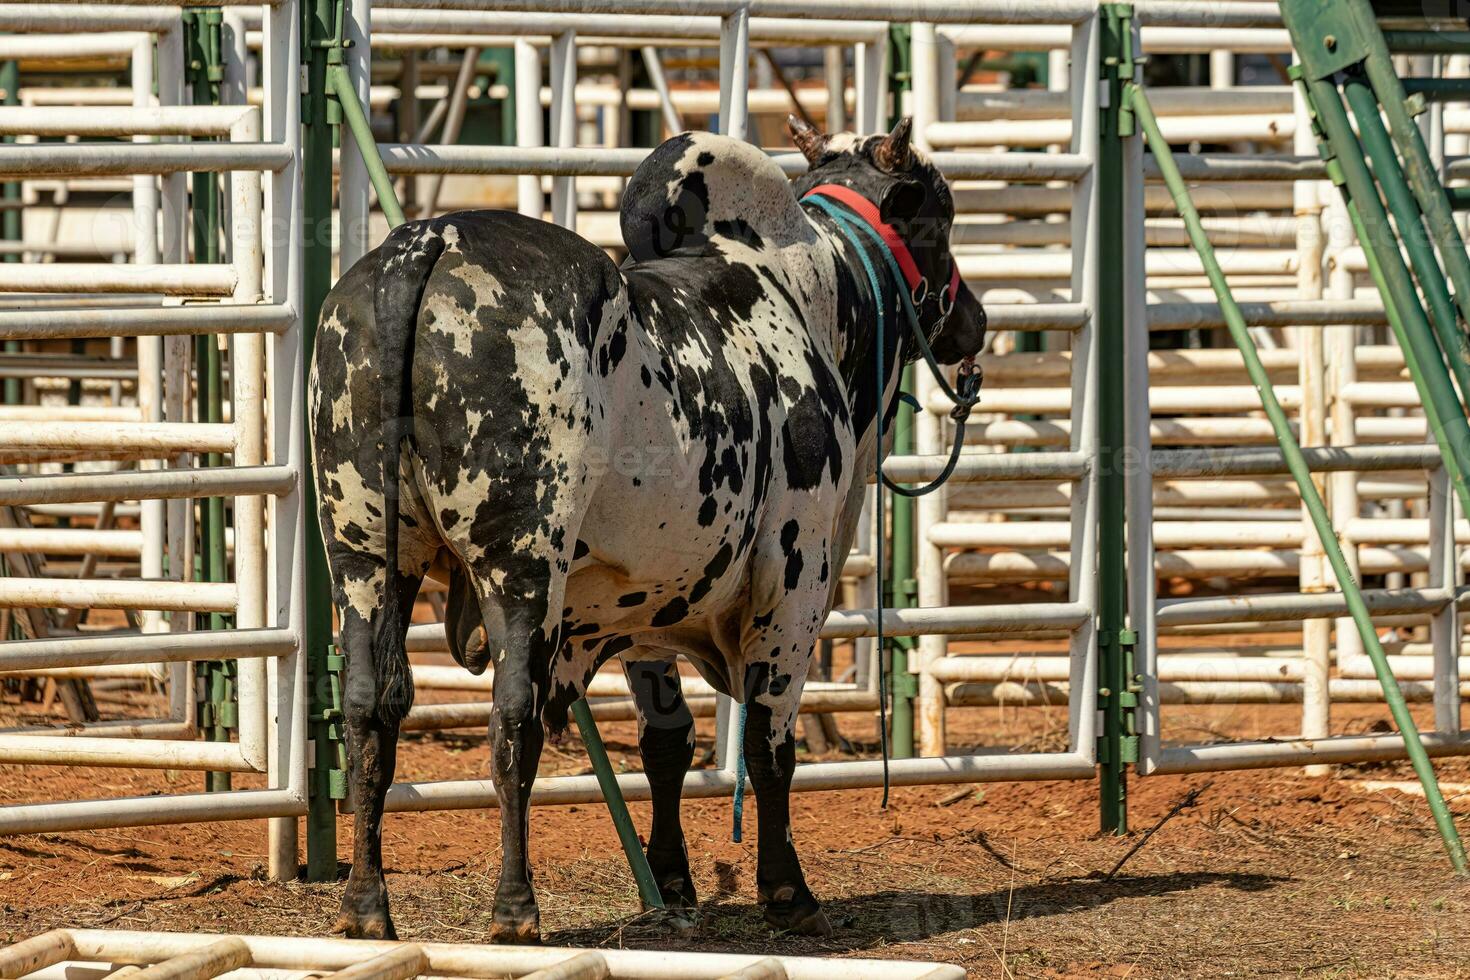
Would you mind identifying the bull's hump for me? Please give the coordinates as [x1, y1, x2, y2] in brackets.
[621, 132, 811, 261]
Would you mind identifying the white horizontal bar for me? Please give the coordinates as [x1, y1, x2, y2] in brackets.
[881, 450, 1088, 483]
[0, 405, 139, 422]
[0, 32, 147, 60]
[941, 24, 1290, 53]
[931, 520, 1308, 549]
[0, 464, 296, 506]
[928, 654, 1302, 683]
[0, 578, 236, 612]
[985, 303, 1090, 332]
[1156, 587, 1458, 627]
[0, 142, 291, 178]
[932, 115, 1292, 148]
[930, 151, 1091, 181]
[0, 6, 180, 32]
[0, 627, 296, 672]
[1148, 298, 1387, 330]
[0, 787, 305, 837]
[1151, 444, 1439, 478]
[1156, 732, 1469, 774]
[0, 264, 235, 296]
[0, 421, 234, 464]
[946, 679, 1470, 706]
[0, 527, 142, 556]
[0, 304, 294, 341]
[0, 105, 255, 137]
[0, 735, 256, 772]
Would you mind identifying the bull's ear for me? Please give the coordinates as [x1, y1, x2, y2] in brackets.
[787, 113, 828, 167]
[874, 116, 915, 173]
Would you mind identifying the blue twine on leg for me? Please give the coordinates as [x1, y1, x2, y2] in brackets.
[732, 700, 749, 842]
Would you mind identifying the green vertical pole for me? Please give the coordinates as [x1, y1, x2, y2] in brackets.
[1131, 82, 1466, 875]
[1, 57, 20, 407]
[885, 24, 916, 759]
[1095, 4, 1134, 836]
[186, 7, 235, 795]
[303, 0, 341, 884]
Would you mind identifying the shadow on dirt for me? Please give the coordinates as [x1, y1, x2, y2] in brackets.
[547, 870, 1283, 950]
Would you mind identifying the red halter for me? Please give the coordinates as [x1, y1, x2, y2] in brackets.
[801, 182, 961, 306]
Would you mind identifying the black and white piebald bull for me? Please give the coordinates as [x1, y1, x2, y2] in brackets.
[309, 116, 986, 943]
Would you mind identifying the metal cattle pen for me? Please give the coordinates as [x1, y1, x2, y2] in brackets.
[0, 0, 1467, 890]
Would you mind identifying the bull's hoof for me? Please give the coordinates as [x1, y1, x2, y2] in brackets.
[761, 885, 833, 938]
[488, 916, 541, 945]
[331, 909, 397, 941]
[490, 890, 541, 946]
[649, 871, 698, 912]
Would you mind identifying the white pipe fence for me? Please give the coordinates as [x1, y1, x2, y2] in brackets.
[0, 0, 1465, 883]
[0, 1, 308, 880]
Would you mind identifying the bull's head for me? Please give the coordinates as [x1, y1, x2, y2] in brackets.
[788, 115, 986, 366]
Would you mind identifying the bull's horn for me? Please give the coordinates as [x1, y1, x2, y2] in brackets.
[874, 116, 915, 173]
[787, 113, 828, 166]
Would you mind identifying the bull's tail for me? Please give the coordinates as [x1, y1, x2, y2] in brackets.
[370, 222, 444, 724]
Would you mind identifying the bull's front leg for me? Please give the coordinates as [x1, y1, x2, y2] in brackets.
[482, 596, 552, 945]
[741, 659, 832, 937]
[622, 655, 697, 910]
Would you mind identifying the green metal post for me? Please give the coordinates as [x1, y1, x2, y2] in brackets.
[1340, 73, 1470, 402]
[886, 24, 916, 759]
[186, 7, 234, 794]
[1, 57, 19, 406]
[1096, 3, 1135, 836]
[303, 0, 342, 884]
[570, 700, 664, 910]
[1300, 72, 1470, 521]
[888, 368, 917, 760]
[1131, 82, 1468, 876]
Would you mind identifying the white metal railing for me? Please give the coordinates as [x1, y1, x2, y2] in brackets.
[914, 2, 1468, 769]
[0, 1, 309, 880]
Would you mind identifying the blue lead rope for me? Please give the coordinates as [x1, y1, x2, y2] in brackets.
[732, 700, 748, 841]
[806, 195, 898, 809]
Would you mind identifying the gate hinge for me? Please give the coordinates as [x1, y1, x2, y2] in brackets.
[309, 645, 349, 801]
[1097, 733, 1140, 765]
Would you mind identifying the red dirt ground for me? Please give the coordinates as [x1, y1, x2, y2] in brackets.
[3, 685, 1469, 978]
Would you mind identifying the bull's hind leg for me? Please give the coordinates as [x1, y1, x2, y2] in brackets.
[622, 655, 697, 909]
[742, 660, 832, 937]
[332, 566, 424, 940]
[470, 583, 557, 945]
